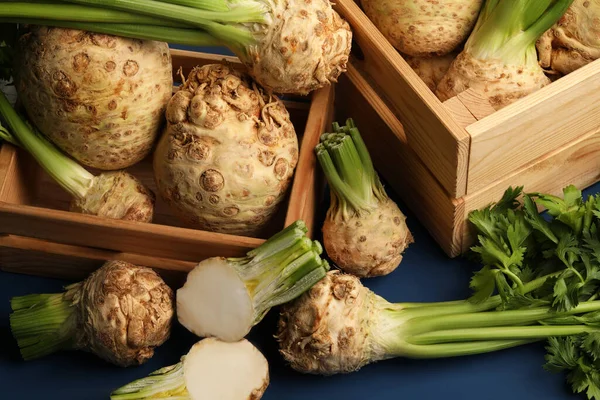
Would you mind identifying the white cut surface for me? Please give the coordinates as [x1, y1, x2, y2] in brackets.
[184, 338, 269, 400]
[177, 257, 254, 342]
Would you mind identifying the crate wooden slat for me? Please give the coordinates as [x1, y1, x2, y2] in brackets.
[0, 234, 194, 286]
[0, 49, 332, 264]
[460, 125, 600, 251]
[465, 62, 600, 193]
[333, 0, 600, 200]
[284, 84, 333, 229]
[336, 63, 600, 257]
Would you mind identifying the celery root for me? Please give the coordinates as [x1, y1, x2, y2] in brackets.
[277, 270, 600, 375]
[153, 63, 298, 236]
[316, 119, 413, 278]
[360, 0, 482, 56]
[537, 0, 600, 75]
[405, 53, 458, 92]
[0, 93, 155, 222]
[0, 1, 352, 95]
[14, 26, 173, 170]
[436, 0, 573, 110]
[111, 338, 269, 400]
[10, 261, 174, 366]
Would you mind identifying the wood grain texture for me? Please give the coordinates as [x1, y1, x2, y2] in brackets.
[333, 0, 470, 198]
[336, 64, 460, 256]
[0, 235, 194, 286]
[456, 89, 496, 121]
[0, 51, 327, 263]
[0, 144, 37, 205]
[443, 97, 477, 130]
[467, 59, 600, 193]
[460, 123, 600, 253]
[284, 85, 333, 237]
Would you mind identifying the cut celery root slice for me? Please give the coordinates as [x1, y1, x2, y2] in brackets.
[177, 257, 254, 342]
[110, 338, 269, 400]
[185, 338, 269, 399]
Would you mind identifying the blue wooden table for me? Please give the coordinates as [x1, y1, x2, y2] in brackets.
[1, 180, 591, 400]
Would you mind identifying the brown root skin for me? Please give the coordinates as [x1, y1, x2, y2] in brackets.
[404, 52, 458, 92]
[71, 261, 174, 367]
[360, 0, 482, 57]
[237, 0, 352, 95]
[14, 26, 173, 170]
[323, 199, 413, 278]
[154, 64, 298, 236]
[70, 171, 155, 222]
[536, 0, 600, 75]
[277, 270, 382, 375]
[435, 51, 551, 110]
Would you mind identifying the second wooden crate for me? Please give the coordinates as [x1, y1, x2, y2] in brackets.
[331, 0, 600, 257]
[336, 63, 600, 258]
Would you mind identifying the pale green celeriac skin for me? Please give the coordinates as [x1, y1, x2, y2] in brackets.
[537, 0, 600, 75]
[237, 0, 353, 94]
[153, 63, 298, 236]
[360, 0, 482, 56]
[14, 26, 173, 170]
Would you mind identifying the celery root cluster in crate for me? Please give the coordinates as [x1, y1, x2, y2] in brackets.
[0, 16, 342, 261]
[332, 0, 600, 257]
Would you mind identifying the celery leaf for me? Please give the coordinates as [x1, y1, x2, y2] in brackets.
[468, 266, 497, 304]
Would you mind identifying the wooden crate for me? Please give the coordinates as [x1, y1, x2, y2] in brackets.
[0, 49, 333, 263]
[331, 0, 600, 256]
[336, 63, 600, 257]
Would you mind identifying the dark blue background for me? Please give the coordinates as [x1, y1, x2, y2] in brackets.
[0, 45, 586, 399]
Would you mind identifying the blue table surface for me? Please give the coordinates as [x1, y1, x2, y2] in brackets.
[0, 44, 589, 400]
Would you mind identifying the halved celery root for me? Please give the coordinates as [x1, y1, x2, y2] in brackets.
[110, 338, 269, 400]
[316, 119, 413, 278]
[177, 220, 330, 342]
